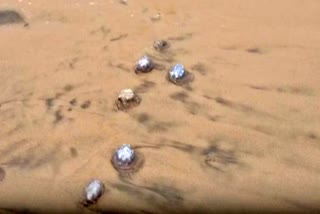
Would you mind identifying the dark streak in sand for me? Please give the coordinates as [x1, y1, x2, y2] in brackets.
[248, 85, 314, 96]
[170, 91, 199, 114]
[54, 109, 64, 123]
[0, 207, 35, 214]
[136, 113, 150, 123]
[281, 198, 320, 212]
[0, 167, 6, 182]
[182, 84, 194, 92]
[215, 96, 278, 119]
[116, 63, 130, 72]
[0, 139, 28, 159]
[68, 58, 78, 69]
[201, 140, 239, 172]
[1, 144, 62, 170]
[154, 51, 176, 62]
[307, 132, 318, 140]
[134, 113, 176, 132]
[119, 0, 127, 5]
[133, 144, 161, 150]
[81, 100, 91, 109]
[63, 84, 74, 92]
[70, 147, 78, 158]
[45, 92, 64, 110]
[250, 125, 274, 136]
[45, 98, 55, 109]
[0, 10, 26, 26]
[170, 91, 189, 103]
[134, 80, 156, 93]
[276, 86, 313, 96]
[153, 63, 166, 71]
[168, 33, 193, 41]
[145, 138, 196, 154]
[114, 178, 185, 208]
[207, 115, 222, 122]
[91, 25, 111, 39]
[166, 140, 195, 153]
[110, 34, 128, 42]
[191, 63, 207, 75]
[5, 123, 24, 136]
[137, 137, 244, 174]
[186, 101, 200, 115]
[203, 94, 214, 100]
[248, 85, 270, 91]
[246, 48, 263, 54]
[148, 122, 175, 133]
[69, 98, 77, 106]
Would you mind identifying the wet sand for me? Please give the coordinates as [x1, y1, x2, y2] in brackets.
[0, 0, 319, 213]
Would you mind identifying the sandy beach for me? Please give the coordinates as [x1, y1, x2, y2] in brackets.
[0, 0, 319, 213]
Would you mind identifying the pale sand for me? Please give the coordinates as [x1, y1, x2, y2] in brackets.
[0, 0, 319, 213]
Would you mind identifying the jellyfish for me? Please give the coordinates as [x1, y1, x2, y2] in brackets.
[135, 55, 154, 74]
[111, 144, 144, 176]
[80, 179, 105, 207]
[167, 64, 194, 85]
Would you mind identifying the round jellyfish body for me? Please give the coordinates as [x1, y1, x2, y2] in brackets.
[83, 179, 105, 205]
[115, 144, 135, 166]
[136, 55, 153, 73]
[111, 144, 144, 176]
[169, 64, 185, 80]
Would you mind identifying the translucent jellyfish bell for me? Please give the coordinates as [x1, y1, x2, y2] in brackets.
[115, 144, 135, 166]
[81, 179, 105, 206]
[169, 64, 185, 80]
[167, 64, 194, 85]
[135, 55, 154, 73]
[111, 144, 145, 176]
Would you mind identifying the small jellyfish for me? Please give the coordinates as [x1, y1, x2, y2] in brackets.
[114, 144, 135, 166]
[167, 64, 194, 85]
[135, 55, 154, 74]
[153, 40, 169, 52]
[81, 179, 105, 207]
[115, 88, 141, 111]
[169, 64, 185, 80]
[111, 144, 144, 176]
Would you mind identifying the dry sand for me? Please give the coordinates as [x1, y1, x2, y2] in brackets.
[0, 0, 319, 213]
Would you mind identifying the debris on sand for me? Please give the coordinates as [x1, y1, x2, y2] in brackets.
[153, 40, 169, 52]
[115, 88, 141, 111]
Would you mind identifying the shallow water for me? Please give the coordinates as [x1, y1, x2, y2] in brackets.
[0, 0, 319, 213]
